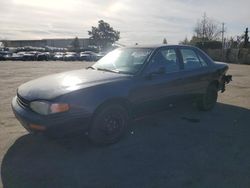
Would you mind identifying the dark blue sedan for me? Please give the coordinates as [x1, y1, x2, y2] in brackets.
[12, 45, 232, 144]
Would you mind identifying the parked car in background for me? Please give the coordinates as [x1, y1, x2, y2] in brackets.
[95, 52, 106, 60]
[0, 54, 4, 61]
[22, 51, 38, 61]
[10, 53, 24, 61]
[37, 52, 50, 61]
[53, 52, 65, 61]
[64, 52, 79, 61]
[0, 52, 6, 60]
[80, 51, 98, 61]
[0, 50, 105, 61]
[0, 51, 12, 60]
[0, 51, 24, 61]
[12, 45, 232, 145]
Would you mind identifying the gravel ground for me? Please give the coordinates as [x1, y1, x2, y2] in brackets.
[0, 61, 250, 188]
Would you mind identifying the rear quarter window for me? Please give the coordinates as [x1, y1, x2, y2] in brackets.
[180, 48, 209, 70]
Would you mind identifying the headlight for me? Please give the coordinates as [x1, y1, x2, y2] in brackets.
[30, 101, 70, 115]
[30, 101, 50, 115]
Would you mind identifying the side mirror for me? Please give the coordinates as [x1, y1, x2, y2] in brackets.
[145, 67, 166, 80]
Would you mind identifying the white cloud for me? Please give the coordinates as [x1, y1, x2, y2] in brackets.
[12, 0, 82, 11]
[0, 0, 249, 44]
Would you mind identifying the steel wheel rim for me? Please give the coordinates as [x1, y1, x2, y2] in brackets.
[101, 111, 125, 136]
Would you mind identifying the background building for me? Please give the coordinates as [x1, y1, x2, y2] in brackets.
[1, 38, 92, 48]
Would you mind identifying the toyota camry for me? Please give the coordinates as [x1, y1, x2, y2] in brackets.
[12, 45, 232, 144]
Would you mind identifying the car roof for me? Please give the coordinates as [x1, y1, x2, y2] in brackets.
[123, 44, 195, 50]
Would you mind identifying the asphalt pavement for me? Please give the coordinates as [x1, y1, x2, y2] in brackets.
[0, 62, 249, 188]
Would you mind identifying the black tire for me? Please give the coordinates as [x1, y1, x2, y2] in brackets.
[88, 104, 129, 145]
[197, 84, 218, 111]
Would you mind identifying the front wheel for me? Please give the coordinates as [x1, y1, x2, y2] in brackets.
[88, 104, 129, 145]
[197, 84, 218, 111]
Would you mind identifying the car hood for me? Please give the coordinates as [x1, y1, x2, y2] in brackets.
[18, 69, 130, 101]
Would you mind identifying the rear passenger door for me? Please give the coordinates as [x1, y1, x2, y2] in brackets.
[179, 47, 211, 95]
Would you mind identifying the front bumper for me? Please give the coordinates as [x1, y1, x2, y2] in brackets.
[11, 96, 92, 136]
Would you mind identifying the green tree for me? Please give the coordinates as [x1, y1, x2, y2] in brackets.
[163, 38, 167, 44]
[88, 20, 120, 51]
[243, 27, 249, 48]
[179, 37, 189, 45]
[0, 41, 7, 48]
[71, 37, 80, 52]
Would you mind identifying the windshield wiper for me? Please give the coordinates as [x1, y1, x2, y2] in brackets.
[96, 68, 119, 73]
[117, 70, 134, 75]
[86, 66, 96, 70]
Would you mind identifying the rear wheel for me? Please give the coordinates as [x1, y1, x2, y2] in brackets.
[88, 104, 129, 145]
[197, 84, 218, 111]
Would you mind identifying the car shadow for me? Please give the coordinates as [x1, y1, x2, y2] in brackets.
[1, 102, 250, 188]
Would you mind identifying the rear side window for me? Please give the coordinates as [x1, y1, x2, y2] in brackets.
[180, 49, 203, 70]
[197, 53, 208, 67]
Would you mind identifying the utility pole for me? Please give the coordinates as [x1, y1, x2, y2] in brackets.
[221, 22, 225, 61]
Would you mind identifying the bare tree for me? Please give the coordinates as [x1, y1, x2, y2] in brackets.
[194, 13, 221, 41]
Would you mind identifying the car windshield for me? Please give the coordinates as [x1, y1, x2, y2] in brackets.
[92, 48, 152, 74]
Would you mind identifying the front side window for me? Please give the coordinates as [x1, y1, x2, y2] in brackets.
[148, 48, 179, 73]
[180, 49, 203, 70]
[93, 48, 152, 74]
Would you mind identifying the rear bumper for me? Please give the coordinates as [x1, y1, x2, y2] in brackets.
[11, 96, 92, 136]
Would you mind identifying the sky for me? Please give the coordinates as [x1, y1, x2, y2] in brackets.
[0, 0, 249, 45]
